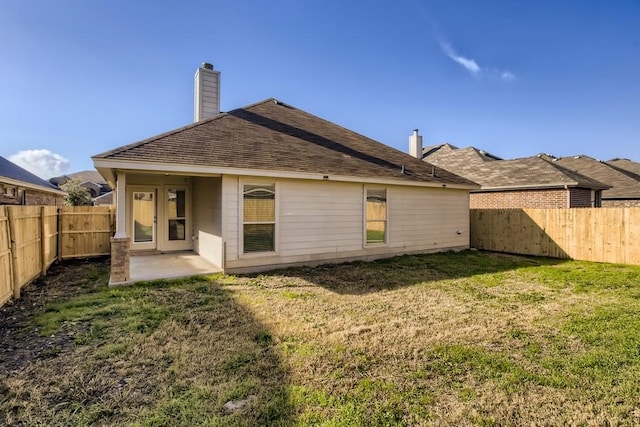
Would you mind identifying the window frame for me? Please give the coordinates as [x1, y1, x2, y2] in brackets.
[240, 180, 278, 256]
[3, 186, 16, 198]
[364, 187, 388, 246]
[166, 186, 188, 242]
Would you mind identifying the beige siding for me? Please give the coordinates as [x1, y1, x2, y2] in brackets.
[279, 181, 363, 254]
[222, 175, 239, 261]
[222, 177, 470, 273]
[192, 177, 223, 267]
[388, 186, 469, 250]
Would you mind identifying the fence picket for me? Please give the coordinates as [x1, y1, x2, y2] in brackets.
[470, 208, 640, 265]
[0, 205, 114, 308]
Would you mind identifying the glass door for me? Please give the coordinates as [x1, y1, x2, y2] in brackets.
[167, 188, 186, 241]
[132, 190, 156, 250]
[163, 186, 190, 250]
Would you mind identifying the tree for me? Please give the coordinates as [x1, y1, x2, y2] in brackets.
[60, 179, 92, 206]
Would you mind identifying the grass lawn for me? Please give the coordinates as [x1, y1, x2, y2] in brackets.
[2, 251, 640, 425]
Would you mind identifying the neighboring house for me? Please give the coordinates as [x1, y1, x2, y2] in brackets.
[93, 63, 478, 283]
[0, 156, 65, 206]
[92, 191, 114, 206]
[546, 155, 640, 207]
[423, 145, 609, 208]
[50, 170, 112, 201]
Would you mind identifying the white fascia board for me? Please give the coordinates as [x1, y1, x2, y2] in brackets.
[91, 158, 479, 190]
[0, 177, 66, 195]
[476, 182, 580, 192]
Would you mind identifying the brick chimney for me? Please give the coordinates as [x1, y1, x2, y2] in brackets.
[194, 63, 220, 122]
[409, 129, 423, 159]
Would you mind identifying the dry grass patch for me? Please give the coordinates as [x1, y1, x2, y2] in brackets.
[1, 251, 640, 425]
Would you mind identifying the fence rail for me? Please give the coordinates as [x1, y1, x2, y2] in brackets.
[0, 205, 114, 306]
[470, 208, 640, 265]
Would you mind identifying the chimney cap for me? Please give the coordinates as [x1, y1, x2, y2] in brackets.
[201, 63, 214, 70]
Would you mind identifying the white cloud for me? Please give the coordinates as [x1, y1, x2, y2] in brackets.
[500, 71, 516, 82]
[440, 41, 481, 74]
[439, 39, 515, 82]
[9, 149, 70, 179]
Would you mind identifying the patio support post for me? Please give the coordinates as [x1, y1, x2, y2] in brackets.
[110, 171, 130, 285]
[114, 171, 127, 238]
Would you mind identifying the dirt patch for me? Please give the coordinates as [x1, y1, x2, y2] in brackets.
[0, 259, 109, 373]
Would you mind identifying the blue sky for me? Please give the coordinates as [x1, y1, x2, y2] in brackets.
[1, 0, 639, 178]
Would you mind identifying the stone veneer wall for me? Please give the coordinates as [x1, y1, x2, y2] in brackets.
[110, 237, 130, 285]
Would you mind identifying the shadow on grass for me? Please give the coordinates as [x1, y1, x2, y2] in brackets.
[0, 265, 293, 426]
[251, 250, 568, 295]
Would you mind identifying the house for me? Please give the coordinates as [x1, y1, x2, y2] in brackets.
[93, 63, 478, 284]
[49, 170, 112, 203]
[92, 191, 114, 206]
[0, 156, 65, 206]
[546, 155, 640, 207]
[423, 145, 609, 208]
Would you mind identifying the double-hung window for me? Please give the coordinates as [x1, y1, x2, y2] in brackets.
[366, 188, 387, 244]
[243, 184, 276, 253]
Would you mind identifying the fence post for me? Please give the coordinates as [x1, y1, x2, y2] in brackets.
[6, 207, 20, 299]
[57, 207, 63, 260]
[40, 206, 47, 276]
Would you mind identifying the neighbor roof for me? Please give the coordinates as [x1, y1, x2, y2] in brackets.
[606, 158, 640, 181]
[423, 144, 503, 162]
[423, 147, 609, 191]
[49, 170, 108, 186]
[551, 155, 640, 199]
[93, 98, 477, 188]
[92, 191, 113, 205]
[0, 156, 65, 194]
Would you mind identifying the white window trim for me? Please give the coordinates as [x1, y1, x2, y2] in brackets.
[363, 186, 389, 247]
[239, 180, 279, 257]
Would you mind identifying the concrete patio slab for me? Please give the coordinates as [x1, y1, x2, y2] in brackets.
[121, 252, 222, 285]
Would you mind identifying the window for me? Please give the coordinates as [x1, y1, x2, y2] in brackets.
[594, 190, 602, 208]
[366, 188, 387, 244]
[3, 186, 16, 197]
[243, 184, 275, 253]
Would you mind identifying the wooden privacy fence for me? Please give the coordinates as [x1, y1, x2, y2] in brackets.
[470, 208, 640, 265]
[0, 206, 114, 307]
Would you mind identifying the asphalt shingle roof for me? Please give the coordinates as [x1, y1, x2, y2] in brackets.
[94, 99, 477, 187]
[423, 146, 609, 190]
[0, 156, 62, 191]
[551, 155, 640, 199]
[606, 158, 640, 181]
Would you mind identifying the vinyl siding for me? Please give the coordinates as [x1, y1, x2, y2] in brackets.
[193, 176, 223, 267]
[222, 175, 239, 261]
[222, 177, 470, 273]
[388, 186, 469, 249]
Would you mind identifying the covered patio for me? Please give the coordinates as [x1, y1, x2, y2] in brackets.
[124, 252, 222, 285]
